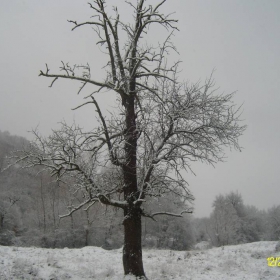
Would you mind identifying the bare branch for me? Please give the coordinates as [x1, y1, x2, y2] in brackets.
[97, 194, 128, 208]
[67, 20, 104, 31]
[49, 77, 58, 88]
[151, 209, 193, 218]
[72, 100, 93, 111]
[39, 69, 107, 88]
[91, 97, 122, 166]
[59, 198, 92, 219]
[141, 208, 193, 221]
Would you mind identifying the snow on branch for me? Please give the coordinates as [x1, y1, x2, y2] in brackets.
[39, 63, 109, 90]
[141, 208, 193, 221]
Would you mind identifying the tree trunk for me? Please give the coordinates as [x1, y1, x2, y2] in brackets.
[85, 228, 89, 247]
[123, 206, 146, 278]
[40, 176, 46, 234]
[122, 92, 146, 278]
[0, 213, 4, 230]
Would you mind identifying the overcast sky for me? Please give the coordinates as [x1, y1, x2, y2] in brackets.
[1, 0, 279, 217]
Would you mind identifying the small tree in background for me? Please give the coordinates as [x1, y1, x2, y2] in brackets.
[266, 205, 280, 240]
[210, 194, 241, 246]
[8, 1, 245, 278]
[207, 192, 268, 246]
[241, 205, 265, 243]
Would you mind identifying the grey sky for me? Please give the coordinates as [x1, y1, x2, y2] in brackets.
[0, 0, 279, 217]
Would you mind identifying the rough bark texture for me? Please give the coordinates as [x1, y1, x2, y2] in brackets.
[123, 207, 145, 277]
[122, 93, 146, 277]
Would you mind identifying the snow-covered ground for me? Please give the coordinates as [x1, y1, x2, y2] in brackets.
[0, 241, 279, 279]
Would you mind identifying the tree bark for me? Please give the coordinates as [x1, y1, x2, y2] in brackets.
[123, 206, 145, 277]
[122, 92, 146, 278]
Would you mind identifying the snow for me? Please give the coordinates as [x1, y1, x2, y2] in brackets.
[0, 241, 279, 279]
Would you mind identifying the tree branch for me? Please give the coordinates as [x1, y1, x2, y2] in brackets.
[67, 20, 104, 31]
[91, 97, 122, 166]
[39, 67, 107, 88]
[141, 208, 193, 221]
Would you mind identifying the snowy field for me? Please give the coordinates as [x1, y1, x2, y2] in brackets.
[0, 241, 279, 280]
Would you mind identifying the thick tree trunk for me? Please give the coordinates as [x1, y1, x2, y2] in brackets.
[122, 92, 146, 278]
[123, 206, 145, 278]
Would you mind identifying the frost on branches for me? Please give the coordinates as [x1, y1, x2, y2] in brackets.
[7, 1, 246, 278]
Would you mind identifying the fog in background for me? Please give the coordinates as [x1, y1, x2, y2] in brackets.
[0, 0, 279, 217]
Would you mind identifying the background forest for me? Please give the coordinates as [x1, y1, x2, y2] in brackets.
[0, 130, 279, 250]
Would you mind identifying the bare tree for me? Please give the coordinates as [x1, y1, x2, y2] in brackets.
[210, 194, 241, 246]
[8, 1, 245, 278]
[0, 196, 20, 231]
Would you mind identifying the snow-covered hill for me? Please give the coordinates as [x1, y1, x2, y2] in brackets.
[0, 241, 279, 279]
